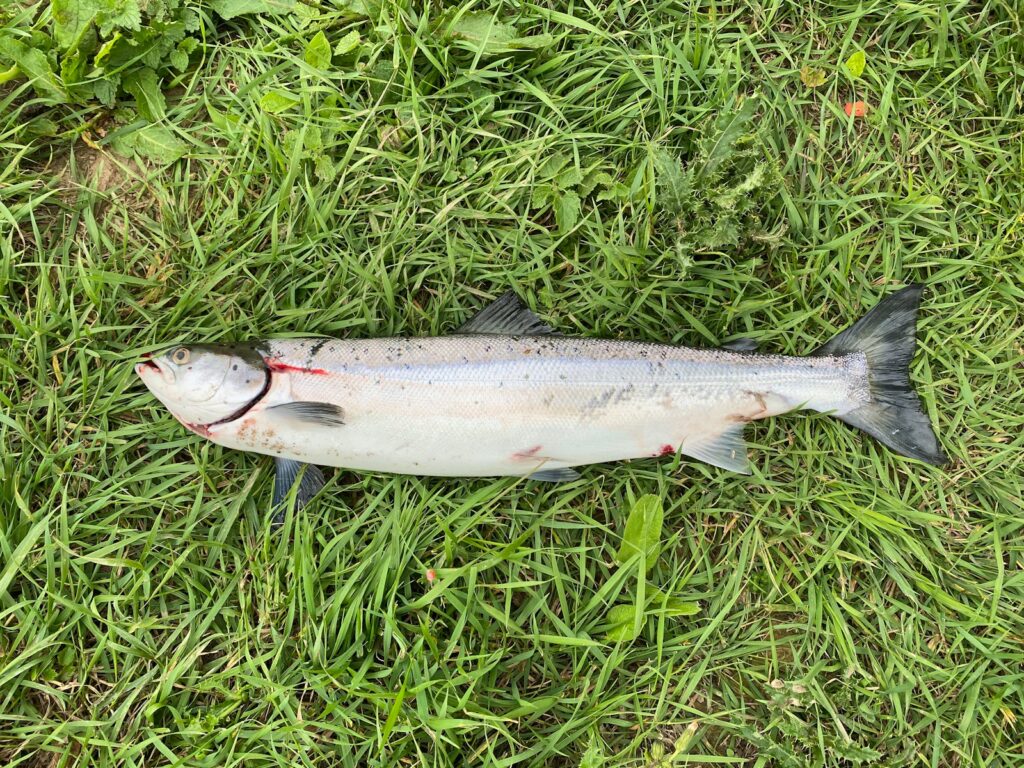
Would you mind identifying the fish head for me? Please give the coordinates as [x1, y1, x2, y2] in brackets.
[136, 344, 268, 427]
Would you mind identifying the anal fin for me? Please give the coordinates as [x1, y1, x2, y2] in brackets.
[682, 425, 751, 474]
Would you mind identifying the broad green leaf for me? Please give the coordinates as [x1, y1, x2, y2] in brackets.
[539, 152, 569, 178]
[303, 125, 323, 152]
[94, 0, 141, 36]
[93, 33, 122, 68]
[314, 155, 337, 182]
[337, 0, 378, 17]
[444, 12, 552, 54]
[209, 0, 298, 20]
[844, 50, 866, 78]
[506, 34, 554, 50]
[531, 184, 554, 209]
[604, 604, 641, 642]
[654, 148, 692, 217]
[333, 30, 361, 55]
[830, 742, 883, 762]
[23, 117, 60, 138]
[304, 31, 331, 69]
[799, 65, 826, 88]
[170, 38, 198, 71]
[0, 63, 18, 85]
[133, 126, 188, 164]
[51, 0, 104, 49]
[111, 124, 188, 165]
[711, 164, 769, 210]
[663, 598, 700, 617]
[92, 77, 117, 107]
[123, 67, 165, 120]
[51, 0, 152, 51]
[442, 11, 551, 56]
[698, 95, 758, 179]
[647, 587, 700, 617]
[578, 169, 613, 197]
[596, 181, 630, 203]
[259, 89, 300, 113]
[445, 12, 517, 53]
[556, 165, 584, 188]
[615, 494, 663, 571]
[169, 48, 189, 71]
[555, 190, 581, 232]
[0, 36, 67, 102]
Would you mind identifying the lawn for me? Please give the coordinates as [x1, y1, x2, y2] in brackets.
[2, 1, 1023, 766]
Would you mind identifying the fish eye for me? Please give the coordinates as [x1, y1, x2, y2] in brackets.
[171, 347, 190, 365]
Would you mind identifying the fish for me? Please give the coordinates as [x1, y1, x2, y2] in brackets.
[135, 285, 946, 513]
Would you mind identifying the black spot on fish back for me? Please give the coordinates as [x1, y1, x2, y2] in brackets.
[305, 338, 329, 366]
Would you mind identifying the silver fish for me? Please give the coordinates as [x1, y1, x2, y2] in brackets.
[136, 286, 946, 510]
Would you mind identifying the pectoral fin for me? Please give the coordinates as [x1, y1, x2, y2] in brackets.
[682, 425, 751, 474]
[266, 402, 345, 426]
[528, 468, 581, 482]
[272, 458, 325, 523]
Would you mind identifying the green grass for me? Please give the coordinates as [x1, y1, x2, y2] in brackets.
[2, 1, 1024, 765]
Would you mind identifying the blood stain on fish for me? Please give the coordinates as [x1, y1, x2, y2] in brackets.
[265, 358, 328, 375]
[512, 445, 543, 460]
[658, 444, 675, 457]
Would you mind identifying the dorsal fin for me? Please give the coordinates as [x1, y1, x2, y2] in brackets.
[457, 291, 555, 336]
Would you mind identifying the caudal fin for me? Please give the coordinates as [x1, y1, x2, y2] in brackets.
[814, 285, 947, 466]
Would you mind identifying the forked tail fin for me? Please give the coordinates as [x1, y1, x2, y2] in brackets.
[814, 284, 947, 466]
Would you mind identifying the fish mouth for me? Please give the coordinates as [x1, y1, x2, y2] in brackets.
[135, 356, 164, 380]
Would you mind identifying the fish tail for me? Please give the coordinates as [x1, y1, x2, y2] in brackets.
[814, 284, 947, 466]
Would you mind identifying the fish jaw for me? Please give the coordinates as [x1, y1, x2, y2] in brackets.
[135, 358, 205, 432]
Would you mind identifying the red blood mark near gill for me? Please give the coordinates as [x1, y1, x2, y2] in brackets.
[658, 444, 675, 457]
[264, 358, 328, 375]
[512, 445, 543, 461]
[185, 422, 212, 437]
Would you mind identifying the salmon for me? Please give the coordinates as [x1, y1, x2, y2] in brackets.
[136, 287, 946, 512]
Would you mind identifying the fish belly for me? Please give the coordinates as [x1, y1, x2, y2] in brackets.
[219, 376, 784, 476]
[293, 391, 750, 475]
